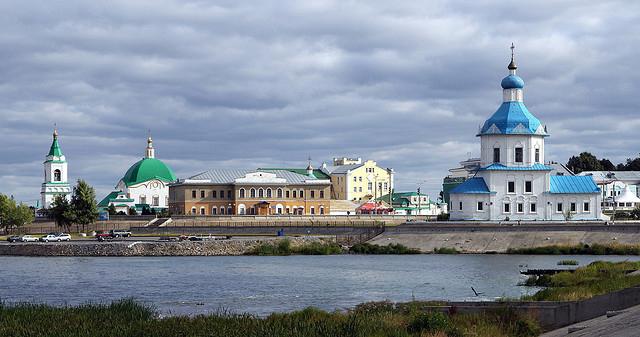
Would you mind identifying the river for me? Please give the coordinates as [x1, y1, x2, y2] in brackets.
[2, 254, 638, 316]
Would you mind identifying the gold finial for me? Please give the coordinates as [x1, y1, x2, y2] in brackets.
[53, 123, 58, 139]
[147, 129, 152, 144]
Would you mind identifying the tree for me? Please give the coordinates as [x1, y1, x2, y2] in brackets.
[128, 207, 138, 215]
[566, 152, 604, 174]
[70, 179, 98, 232]
[107, 204, 117, 215]
[0, 194, 34, 233]
[599, 158, 616, 171]
[50, 195, 73, 232]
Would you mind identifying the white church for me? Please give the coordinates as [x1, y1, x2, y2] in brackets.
[98, 136, 176, 214]
[449, 47, 602, 221]
[40, 129, 72, 209]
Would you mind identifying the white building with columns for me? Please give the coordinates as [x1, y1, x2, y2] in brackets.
[449, 47, 602, 221]
[40, 129, 72, 209]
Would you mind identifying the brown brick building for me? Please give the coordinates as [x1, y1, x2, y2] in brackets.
[169, 169, 331, 215]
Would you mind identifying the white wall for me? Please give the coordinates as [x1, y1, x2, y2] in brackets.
[480, 134, 545, 167]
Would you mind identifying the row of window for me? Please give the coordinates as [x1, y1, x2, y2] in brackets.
[139, 195, 164, 206]
[507, 180, 533, 194]
[492, 147, 540, 164]
[460, 201, 591, 213]
[191, 188, 326, 200]
[190, 205, 326, 215]
[353, 182, 389, 193]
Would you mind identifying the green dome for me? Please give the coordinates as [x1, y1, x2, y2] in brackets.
[121, 158, 177, 186]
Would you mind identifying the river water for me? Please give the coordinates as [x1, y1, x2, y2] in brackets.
[1, 255, 638, 316]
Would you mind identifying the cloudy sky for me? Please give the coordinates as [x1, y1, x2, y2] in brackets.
[1, 0, 639, 204]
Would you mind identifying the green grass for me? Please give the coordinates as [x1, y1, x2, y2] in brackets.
[0, 298, 540, 337]
[557, 259, 579, 266]
[433, 247, 460, 254]
[349, 243, 421, 254]
[521, 261, 640, 301]
[248, 239, 343, 256]
[506, 243, 640, 255]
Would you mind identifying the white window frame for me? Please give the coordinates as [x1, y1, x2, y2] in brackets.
[583, 201, 590, 213]
[524, 181, 533, 194]
[477, 201, 484, 212]
[507, 181, 516, 194]
[517, 202, 524, 213]
[530, 202, 537, 213]
[556, 202, 564, 213]
[503, 202, 511, 213]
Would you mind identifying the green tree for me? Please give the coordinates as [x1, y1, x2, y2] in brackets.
[50, 195, 74, 232]
[128, 207, 137, 215]
[71, 180, 98, 232]
[107, 204, 117, 216]
[566, 152, 604, 174]
[0, 194, 34, 233]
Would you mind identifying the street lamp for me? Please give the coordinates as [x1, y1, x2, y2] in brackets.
[607, 172, 617, 223]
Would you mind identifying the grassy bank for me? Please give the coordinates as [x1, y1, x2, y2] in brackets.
[506, 243, 640, 255]
[248, 239, 421, 255]
[0, 299, 540, 337]
[248, 239, 343, 256]
[522, 261, 640, 301]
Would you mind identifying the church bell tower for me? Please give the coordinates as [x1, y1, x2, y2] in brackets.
[40, 128, 72, 209]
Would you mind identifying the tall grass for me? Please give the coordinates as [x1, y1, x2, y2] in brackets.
[248, 239, 343, 256]
[0, 299, 540, 337]
[506, 243, 640, 255]
[522, 261, 640, 301]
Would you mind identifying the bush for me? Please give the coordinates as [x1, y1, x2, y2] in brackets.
[249, 239, 343, 256]
[557, 259, 578, 266]
[349, 243, 421, 254]
[506, 243, 640, 255]
[433, 247, 460, 254]
[436, 213, 450, 221]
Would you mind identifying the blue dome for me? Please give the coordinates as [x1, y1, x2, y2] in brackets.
[478, 101, 547, 136]
[501, 75, 524, 89]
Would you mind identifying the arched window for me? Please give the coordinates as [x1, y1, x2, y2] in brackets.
[258, 188, 264, 198]
[191, 207, 196, 215]
[299, 190, 304, 198]
[239, 188, 245, 198]
[200, 207, 205, 215]
[54, 169, 61, 182]
[227, 207, 232, 214]
[250, 188, 256, 198]
[277, 188, 283, 198]
[292, 190, 297, 198]
[211, 207, 217, 215]
[140, 195, 147, 205]
[220, 207, 225, 215]
[266, 188, 272, 198]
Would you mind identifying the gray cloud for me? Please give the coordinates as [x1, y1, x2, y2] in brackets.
[1, 0, 639, 204]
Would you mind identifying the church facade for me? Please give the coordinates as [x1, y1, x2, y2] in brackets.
[449, 48, 601, 221]
[98, 137, 176, 213]
[41, 129, 71, 209]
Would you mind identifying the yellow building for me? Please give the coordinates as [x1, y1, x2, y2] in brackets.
[321, 157, 394, 202]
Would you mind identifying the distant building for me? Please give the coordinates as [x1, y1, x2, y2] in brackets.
[578, 171, 640, 211]
[41, 129, 71, 209]
[320, 157, 394, 202]
[442, 157, 481, 204]
[169, 169, 331, 215]
[99, 137, 176, 213]
[378, 191, 446, 216]
[449, 48, 601, 221]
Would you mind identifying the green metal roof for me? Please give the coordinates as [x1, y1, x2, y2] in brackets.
[98, 191, 120, 207]
[48, 136, 64, 157]
[259, 168, 331, 180]
[121, 158, 177, 187]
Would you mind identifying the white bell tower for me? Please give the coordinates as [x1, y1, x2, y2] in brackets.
[40, 128, 72, 209]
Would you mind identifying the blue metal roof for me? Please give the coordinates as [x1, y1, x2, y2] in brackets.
[501, 75, 524, 89]
[450, 178, 493, 194]
[478, 101, 547, 136]
[480, 163, 553, 171]
[549, 176, 600, 194]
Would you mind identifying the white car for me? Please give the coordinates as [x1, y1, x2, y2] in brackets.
[20, 235, 39, 242]
[39, 233, 71, 242]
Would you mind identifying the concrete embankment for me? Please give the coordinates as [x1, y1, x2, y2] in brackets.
[0, 237, 324, 257]
[370, 223, 640, 253]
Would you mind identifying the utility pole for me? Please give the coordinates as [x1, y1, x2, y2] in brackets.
[417, 187, 421, 217]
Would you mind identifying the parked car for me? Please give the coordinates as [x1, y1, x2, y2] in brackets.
[39, 233, 71, 242]
[95, 231, 112, 242]
[6, 235, 21, 243]
[109, 229, 132, 238]
[20, 235, 39, 242]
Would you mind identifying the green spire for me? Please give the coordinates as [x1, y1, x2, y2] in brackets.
[48, 129, 63, 157]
